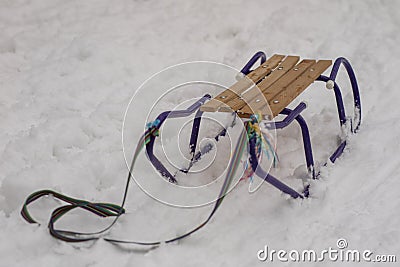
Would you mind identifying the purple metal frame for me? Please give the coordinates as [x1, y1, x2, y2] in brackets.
[145, 52, 361, 198]
[319, 58, 361, 130]
[247, 55, 361, 197]
[240, 51, 266, 75]
[317, 57, 361, 161]
[145, 94, 232, 181]
[145, 95, 211, 183]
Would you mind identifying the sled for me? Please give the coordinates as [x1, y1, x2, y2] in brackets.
[21, 51, 361, 245]
[146, 52, 361, 198]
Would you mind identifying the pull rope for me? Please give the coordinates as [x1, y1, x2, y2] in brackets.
[21, 123, 250, 246]
[21, 133, 147, 242]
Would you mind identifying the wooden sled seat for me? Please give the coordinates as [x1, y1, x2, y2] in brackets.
[200, 54, 332, 119]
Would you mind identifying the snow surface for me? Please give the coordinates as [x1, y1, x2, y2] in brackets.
[1, 0, 400, 266]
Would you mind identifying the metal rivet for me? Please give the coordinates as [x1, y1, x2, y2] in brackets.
[255, 99, 261, 103]
[273, 100, 279, 104]
[220, 96, 226, 99]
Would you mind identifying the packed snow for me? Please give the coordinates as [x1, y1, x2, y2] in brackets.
[1, 0, 399, 266]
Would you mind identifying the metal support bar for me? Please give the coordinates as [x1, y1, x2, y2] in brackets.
[331, 58, 361, 132]
[145, 95, 211, 183]
[244, 102, 314, 198]
[240, 51, 267, 75]
[267, 102, 307, 129]
[316, 57, 362, 162]
[189, 109, 203, 158]
[181, 126, 229, 174]
[330, 141, 347, 163]
[317, 57, 361, 132]
[264, 102, 315, 178]
[317, 75, 347, 126]
[248, 135, 304, 199]
[280, 108, 315, 178]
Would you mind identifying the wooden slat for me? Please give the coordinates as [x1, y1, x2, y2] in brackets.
[246, 54, 285, 82]
[200, 77, 253, 112]
[258, 56, 302, 92]
[239, 59, 316, 115]
[268, 60, 332, 117]
[221, 56, 300, 112]
[199, 54, 285, 112]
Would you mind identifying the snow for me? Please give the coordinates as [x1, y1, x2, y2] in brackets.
[1, 0, 400, 266]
